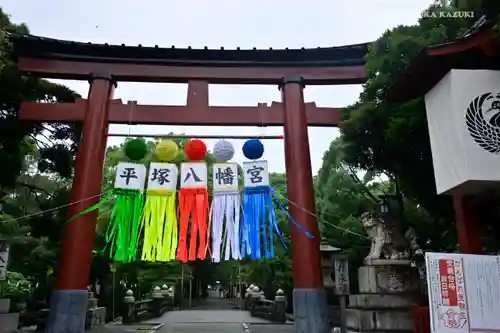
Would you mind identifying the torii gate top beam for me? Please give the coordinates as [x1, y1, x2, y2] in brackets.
[10, 33, 368, 85]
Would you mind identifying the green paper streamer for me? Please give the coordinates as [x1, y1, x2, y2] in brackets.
[67, 191, 114, 223]
[67, 188, 145, 263]
[104, 188, 145, 263]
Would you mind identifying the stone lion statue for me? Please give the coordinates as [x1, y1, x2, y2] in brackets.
[361, 212, 410, 261]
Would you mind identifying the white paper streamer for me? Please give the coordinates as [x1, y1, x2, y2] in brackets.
[225, 192, 241, 261]
[210, 191, 241, 263]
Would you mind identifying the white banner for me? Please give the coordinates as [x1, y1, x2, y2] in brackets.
[180, 162, 207, 188]
[114, 162, 147, 191]
[426, 252, 500, 333]
[147, 163, 178, 191]
[0, 241, 9, 280]
[242, 160, 269, 187]
[425, 70, 500, 194]
[212, 163, 239, 192]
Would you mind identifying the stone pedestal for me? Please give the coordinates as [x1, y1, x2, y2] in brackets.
[87, 291, 98, 309]
[0, 299, 19, 333]
[346, 260, 415, 333]
[85, 307, 106, 330]
[0, 313, 19, 333]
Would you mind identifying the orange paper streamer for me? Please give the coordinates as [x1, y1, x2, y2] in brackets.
[176, 187, 210, 262]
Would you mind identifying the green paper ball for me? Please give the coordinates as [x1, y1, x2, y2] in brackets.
[123, 139, 149, 161]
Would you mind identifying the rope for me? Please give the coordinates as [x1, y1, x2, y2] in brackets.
[2, 189, 369, 240]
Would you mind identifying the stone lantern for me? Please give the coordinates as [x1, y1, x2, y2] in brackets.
[320, 244, 340, 288]
[378, 194, 399, 219]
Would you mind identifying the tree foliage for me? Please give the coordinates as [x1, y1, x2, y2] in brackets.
[0, 7, 82, 311]
[0, 7, 81, 194]
[338, 3, 488, 252]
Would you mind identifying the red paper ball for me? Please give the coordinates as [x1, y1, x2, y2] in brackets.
[184, 139, 207, 161]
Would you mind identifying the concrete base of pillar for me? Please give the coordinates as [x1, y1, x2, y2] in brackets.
[346, 294, 413, 333]
[46, 289, 88, 333]
[293, 288, 329, 333]
[0, 313, 19, 333]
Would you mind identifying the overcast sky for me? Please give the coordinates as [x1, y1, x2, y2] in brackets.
[2, 0, 432, 173]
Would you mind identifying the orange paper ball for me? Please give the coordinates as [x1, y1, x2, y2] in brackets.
[184, 139, 207, 161]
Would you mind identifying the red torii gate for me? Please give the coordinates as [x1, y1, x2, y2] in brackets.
[11, 33, 368, 333]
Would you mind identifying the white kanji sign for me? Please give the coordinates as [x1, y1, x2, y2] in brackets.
[213, 163, 239, 191]
[243, 160, 269, 187]
[0, 241, 10, 281]
[114, 162, 147, 191]
[180, 162, 207, 188]
[334, 256, 350, 295]
[147, 163, 178, 191]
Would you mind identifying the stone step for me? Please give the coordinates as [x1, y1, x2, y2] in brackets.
[349, 294, 412, 309]
[346, 308, 412, 332]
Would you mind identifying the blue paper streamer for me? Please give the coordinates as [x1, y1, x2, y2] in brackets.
[241, 185, 312, 260]
[270, 188, 314, 239]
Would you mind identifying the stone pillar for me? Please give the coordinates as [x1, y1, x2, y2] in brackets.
[161, 284, 169, 298]
[47, 73, 115, 333]
[346, 260, 415, 333]
[273, 289, 287, 323]
[151, 286, 164, 317]
[280, 77, 328, 333]
[243, 286, 253, 310]
[0, 299, 19, 333]
[250, 286, 262, 316]
[122, 289, 136, 325]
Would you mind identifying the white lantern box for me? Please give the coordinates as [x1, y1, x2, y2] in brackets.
[424, 69, 500, 195]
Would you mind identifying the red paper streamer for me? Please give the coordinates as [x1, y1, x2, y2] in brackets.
[176, 187, 210, 262]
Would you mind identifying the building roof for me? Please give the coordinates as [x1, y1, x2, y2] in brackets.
[387, 30, 500, 103]
[319, 244, 341, 252]
[387, 18, 500, 103]
[9, 33, 370, 68]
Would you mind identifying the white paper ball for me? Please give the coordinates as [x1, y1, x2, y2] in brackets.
[213, 140, 235, 162]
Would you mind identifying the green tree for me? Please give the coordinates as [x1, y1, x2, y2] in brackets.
[0, 7, 80, 194]
[315, 138, 371, 257]
[338, 3, 484, 251]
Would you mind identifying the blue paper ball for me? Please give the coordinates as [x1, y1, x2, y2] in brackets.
[242, 139, 264, 160]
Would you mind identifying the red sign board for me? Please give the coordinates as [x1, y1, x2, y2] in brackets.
[439, 259, 458, 307]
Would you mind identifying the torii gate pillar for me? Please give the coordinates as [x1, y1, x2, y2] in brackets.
[280, 77, 329, 333]
[47, 73, 115, 333]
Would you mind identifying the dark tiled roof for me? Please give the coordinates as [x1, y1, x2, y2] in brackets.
[9, 33, 370, 68]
